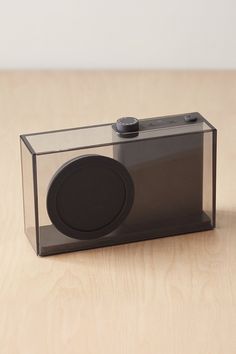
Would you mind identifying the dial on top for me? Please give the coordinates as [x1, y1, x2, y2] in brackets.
[116, 117, 139, 134]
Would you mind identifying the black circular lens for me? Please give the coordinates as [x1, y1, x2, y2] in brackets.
[47, 155, 134, 240]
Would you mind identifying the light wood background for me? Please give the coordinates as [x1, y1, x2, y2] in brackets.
[0, 71, 235, 354]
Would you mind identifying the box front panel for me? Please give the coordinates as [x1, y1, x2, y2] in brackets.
[36, 128, 215, 256]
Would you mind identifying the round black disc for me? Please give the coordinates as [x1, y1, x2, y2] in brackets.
[46, 155, 134, 240]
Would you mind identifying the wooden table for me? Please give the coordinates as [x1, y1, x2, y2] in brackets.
[0, 71, 235, 354]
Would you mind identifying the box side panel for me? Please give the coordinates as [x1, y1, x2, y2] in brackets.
[20, 139, 37, 253]
[212, 129, 217, 227]
[202, 130, 215, 227]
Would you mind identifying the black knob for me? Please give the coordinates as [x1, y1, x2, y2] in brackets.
[184, 114, 198, 123]
[116, 117, 139, 134]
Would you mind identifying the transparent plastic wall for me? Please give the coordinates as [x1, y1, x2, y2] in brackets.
[20, 113, 216, 256]
[202, 130, 216, 227]
[20, 140, 37, 252]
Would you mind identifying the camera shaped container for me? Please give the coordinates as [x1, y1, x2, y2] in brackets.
[20, 112, 217, 256]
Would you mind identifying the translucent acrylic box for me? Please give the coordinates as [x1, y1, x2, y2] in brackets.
[20, 112, 217, 256]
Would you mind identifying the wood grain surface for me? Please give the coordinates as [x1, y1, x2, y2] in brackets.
[0, 70, 235, 354]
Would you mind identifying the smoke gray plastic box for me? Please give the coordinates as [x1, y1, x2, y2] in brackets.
[20, 112, 217, 256]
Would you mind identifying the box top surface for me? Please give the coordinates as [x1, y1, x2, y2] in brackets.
[21, 112, 215, 155]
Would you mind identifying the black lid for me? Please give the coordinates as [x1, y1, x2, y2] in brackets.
[47, 155, 134, 240]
